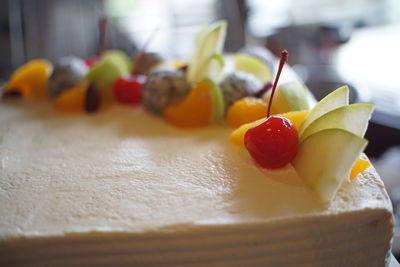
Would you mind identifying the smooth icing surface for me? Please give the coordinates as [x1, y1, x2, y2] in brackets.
[0, 102, 391, 237]
[0, 102, 393, 266]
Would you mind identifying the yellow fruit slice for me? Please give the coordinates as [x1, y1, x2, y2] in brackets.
[229, 110, 309, 146]
[53, 83, 87, 112]
[226, 97, 268, 128]
[233, 54, 272, 84]
[350, 159, 371, 180]
[5, 59, 53, 100]
[164, 80, 212, 128]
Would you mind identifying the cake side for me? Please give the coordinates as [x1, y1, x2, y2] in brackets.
[0, 207, 392, 266]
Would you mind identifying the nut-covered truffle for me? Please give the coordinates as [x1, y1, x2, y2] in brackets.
[220, 71, 262, 111]
[141, 70, 190, 115]
[48, 57, 88, 98]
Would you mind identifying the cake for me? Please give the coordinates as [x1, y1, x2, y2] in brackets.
[0, 100, 393, 266]
[0, 21, 394, 266]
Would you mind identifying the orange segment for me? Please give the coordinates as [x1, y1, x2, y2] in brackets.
[350, 159, 371, 180]
[229, 110, 309, 146]
[230, 117, 265, 146]
[226, 97, 268, 128]
[53, 83, 87, 112]
[164, 80, 212, 128]
[6, 59, 53, 100]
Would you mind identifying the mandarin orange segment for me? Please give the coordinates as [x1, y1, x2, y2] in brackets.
[226, 97, 268, 128]
[164, 80, 212, 128]
[53, 83, 87, 112]
[6, 59, 53, 100]
[350, 159, 371, 180]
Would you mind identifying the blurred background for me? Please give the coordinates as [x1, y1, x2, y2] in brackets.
[0, 0, 399, 257]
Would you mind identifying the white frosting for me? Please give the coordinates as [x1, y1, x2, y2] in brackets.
[0, 102, 393, 265]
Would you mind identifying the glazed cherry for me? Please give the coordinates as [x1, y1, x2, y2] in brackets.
[85, 56, 99, 68]
[244, 50, 299, 169]
[244, 116, 298, 169]
[112, 75, 144, 105]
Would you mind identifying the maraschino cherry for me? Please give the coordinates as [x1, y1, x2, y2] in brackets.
[112, 28, 159, 105]
[85, 17, 108, 67]
[244, 50, 299, 169]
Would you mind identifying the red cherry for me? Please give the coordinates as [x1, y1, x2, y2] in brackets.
[85, 56, 99, 68]
[244, 116, 298, 169]
[112, 75, 144, 105]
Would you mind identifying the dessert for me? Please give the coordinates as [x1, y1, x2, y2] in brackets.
[0, 21, 394, 266]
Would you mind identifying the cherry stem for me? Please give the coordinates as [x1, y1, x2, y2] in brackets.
[98, 16, 108, 56]
[267, 50, 288, 118]
[131, 27, 160, 76]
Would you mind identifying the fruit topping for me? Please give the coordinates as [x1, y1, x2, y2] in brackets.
[135, 52, 163, 74]
[292, 129, 367, 203]
[230, 110, 308, 146]
[300, 103, 373, 142]
[206, 78, 225, 124]
[186, 21, 227, 84]
[85, 17, 107, 67]
[5, 59, 53, 100]
[239, 46, 275, 71]
[112, 75, 144, 106]
[232, 53, 272, 84]
[142, 70, 190, 115]
[291, 85, 373, 203]
[48, 57, 88, 98]
[244, 116, 298, 169]
[85, 50, 131, 90]
[2, 89, 22, 100]
[53, 83, 87, 112]
[85, 83, 102, 113]
[220, 71, 262, 111]
[299, 85, 349, 136]
[263, 81, 310, 115]
[164, 79, 212, 128]
[350, 159, 371, 180]
[226, 97, 267, 128]
[243, 50, 298, 169]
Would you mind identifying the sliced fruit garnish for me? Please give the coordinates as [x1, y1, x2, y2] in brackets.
[350, 158, 371, 180]
[205, 78, 225, 124]
[85, 50, 131, 90]
[299, 86, 349, 136]
[300, 103, 374, 142]
[186, 21, 227, 84]
[164, 80, 213, 128]
[292, 129, 368, 203]
[226, 97, 267, 128]
[53, 83, 87, 112]
[263, 81, 310, 115]
[233, 53, 272, 84]
[229, 110, 308, 146]
[5, 59, 53, 100]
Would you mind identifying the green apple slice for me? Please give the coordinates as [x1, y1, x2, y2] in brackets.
[186, 21, 227, 84]
[299, 86, 349, 136]
[263, 81, 310, 114]
[85, 50, 131, 90]
[300, 103, 374, 142]
[204, 78, 225, 123]
[233, 53, 272, 84]
[292, 129, 368, 203]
